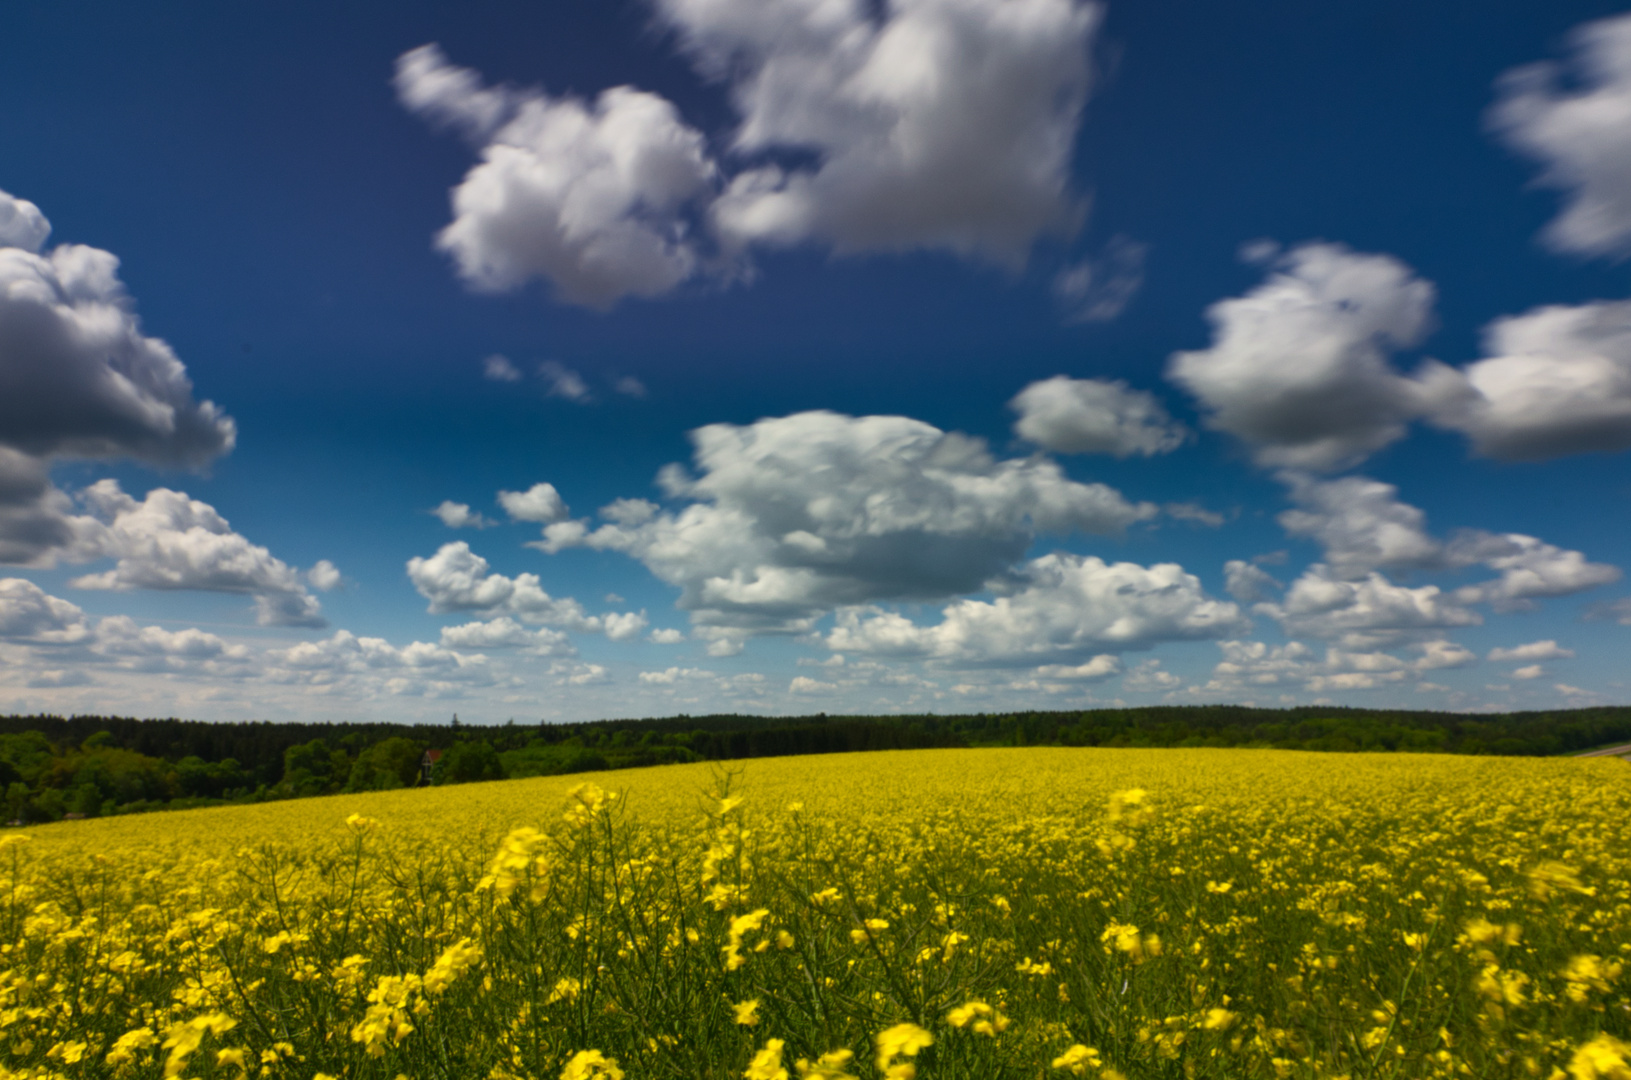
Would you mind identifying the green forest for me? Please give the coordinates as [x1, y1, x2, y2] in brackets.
[1, 703, 1627, 823]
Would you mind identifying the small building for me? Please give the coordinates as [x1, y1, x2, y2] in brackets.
[420, 749, 444, 786]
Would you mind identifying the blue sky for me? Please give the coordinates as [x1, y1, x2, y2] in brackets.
[3, 0, 1630, 723]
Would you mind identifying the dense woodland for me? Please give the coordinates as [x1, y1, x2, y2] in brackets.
[1, 703, 1627, 823]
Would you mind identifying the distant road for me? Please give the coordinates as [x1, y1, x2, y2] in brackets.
[1577, 743, 1631, 759]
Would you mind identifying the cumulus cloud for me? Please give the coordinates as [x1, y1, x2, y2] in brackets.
[1488, 639, 1575, 662]
[614, 376, 648, 398]
[1277, 474, 1443, 579]
[1223, 559, 1280, 603]
[65, 481, 327, 627]
[1034, 654, 1121, 680]
[639, 666, 715, 684]
[649, 627, 686, 644]
[1164, 503, 1225, 527]
[406, 541, 647, 640]
[91, 615, 251, 673]
[1489, 12, 1631, 258]
[438, 616, 573, 655]
[499, 482, 569, 524]
[399, 0, 1100, 304]
[673, 0, 1098, 263]
[0, 577, 92, 643]
[1010, 376, 1187, 457]
[823, 552, 1247, 664]
[395, 44, 716, 308]
[1512, 664, 1546, 680]
[1273, 473, 1620, 606]
[1053, 236, 1148, 323]
[1428, 300, 1631, 461]
[269, 630, 494, 684]
[1202, 636, 1475, 694]
[1167, 243, 1440, 471]
[0, 190, 236, 565]
[537, 410, 1156, 635]
[1260, 565, 1482, 647]
[307, 560, 342, 591]
[432, 501, 493, 529]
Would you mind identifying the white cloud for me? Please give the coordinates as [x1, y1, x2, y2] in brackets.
[1122, 658, 1181, 692]
[614, 376, 648, 398]
[0, 190, 236, 565]
[1033, 654, 1121, 680]
[483, 354, 523, 382]
[539, 361, 591, 402]
[1555, 682, 1594, 698]
[639, 666, 715, 684]
[1261, 565, 1482, 646]
[1164, 503, 1225, 527]
[1487, 639, 1575, 662]
[432, 500, 493, 529]
[406, 540, 646, 640]
[649, 627, 686, 644]
[400, 0, 1101, 305]
[552, 661, 610, 686]
[1448, 533, 1621, 610]
[438, 616, 573, 655]
[1587, 596, 1631, 624]
[269, 630, 494, 682]
[307, 560, 342, 591]
[91, 615, 251, 673]
[1428, 300, 1631, 461]
[1223, 560, 1280, 603]
[538, 410, 1156, 635]
[824, 552, 1247, 663]
[0, 577, 91, 643]
[1010, 376, 1187, 457]
[677, 0, 1099, 264]
[1513, 664, 1545, 680]
[1277, 473, 1442, 579]
[1489, 12, 1631, 258]
[1053, 236, 1147, 323]
[1273, 474, 1620, 606]
[67, 481, 327, 627]
[1167, 243, 1440, 471]
[789, 675, 838, 695]
[1202, 636, 1474, 694]
[499, 482, 569, 524]
[394, 45, 716, 308]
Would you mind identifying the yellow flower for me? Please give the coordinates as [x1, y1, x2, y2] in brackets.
[344, 812, 380, 834]
[796, 1050, 856, 1080]
[106, 1027, 157, 1068]
[745, 1038, 788, 1080]
[1203, 1008, 1237, 1031]
[875, 1023, 933, 1072]
[1051, 1045, 1102, 1075]
[1570, 1035, 1631, 1080]
[561, 1049, 624, 1080]
[733, 999, 761, 1026]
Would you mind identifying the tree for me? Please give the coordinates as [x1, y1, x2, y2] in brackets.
[432, 741, 505, 785]
[346, 738, 424, 792]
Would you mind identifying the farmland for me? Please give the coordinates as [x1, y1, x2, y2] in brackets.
[4, 748, 1629, 1079]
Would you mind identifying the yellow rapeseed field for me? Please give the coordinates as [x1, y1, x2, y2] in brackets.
[2, 747, 1629, 1080]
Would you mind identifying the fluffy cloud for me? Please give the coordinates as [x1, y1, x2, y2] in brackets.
[1448, 533, 1622, 611]
[1033, 654, 1121, 680]
[0, 577, 91, 643]
[269, 630, 494, 683]
[91, 616, 251, 673]
[823, 552, 1247, 663]
[1274, 474, 1620, 605]
[406, 541, 647, 640]
[1223, 560, 1280, 603]
[395, 45, 716, 308]
[1488, 639, 1575, 662]
[499, 482, 569, 523]
[638, 666, 715, 685]
[438, 616, 573, 654]
[66, 481, 328, 627]
[538, 410, 1156, 634]
[1009, 377, 1187, 457]
[400, 0, 1099, 304]
[1259, 565, 1481, 646]
[1167, 243, 1439, 471]
[0, 190, 236, 565]
[539, 361, 591, 402]
[1489, 12, 1631, 258]
[1277, 474, 1443, 579]
[1204, 636, 1475, 694]
[649, 627, 686, 644]
[1053, 236, 1147, 323]
[483, 354, 523, 382]
[1428, 300, 1631, 461]
[672, 0, 1097, 263]
[432, 500, 493, 529]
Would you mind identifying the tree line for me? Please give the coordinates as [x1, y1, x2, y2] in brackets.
[1, 703, 1627, 823]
